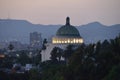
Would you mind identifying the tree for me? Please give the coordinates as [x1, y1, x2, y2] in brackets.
[29, 69, 41, 80]
[50, 47, 58, 62]
[40, 35, 120, 80]
[110, 35, 120, 57]
[63, 45, 74, 64]
[1, 55, 13, 68]
[34, 50, 42, 65]
[17, 51, 32, 65]
[42, 38, 47, 51]
[57, 48, 63, 61]
[103, 65, 120, 80]
[50, 47, 63, 62]
[8, 44, 14, 51]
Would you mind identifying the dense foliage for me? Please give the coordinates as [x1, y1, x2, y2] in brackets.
[41, 35, 120, 80]
[0, 35, 120, 80]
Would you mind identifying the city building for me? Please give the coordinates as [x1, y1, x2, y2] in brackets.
[30, 32, 42, 49]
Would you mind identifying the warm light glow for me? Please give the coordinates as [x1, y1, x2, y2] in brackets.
[76, 39, 79, 43]
[52, 37, 83, 44]
[73, 39, 76, 43]
[65, 41, 67, 43]
[68, 39, 70, 43]
[0, 54, 5, 58]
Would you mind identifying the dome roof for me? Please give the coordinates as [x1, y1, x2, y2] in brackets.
[56, 17, 81, 37]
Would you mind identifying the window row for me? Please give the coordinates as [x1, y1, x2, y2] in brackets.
[52, 38, 83, 44]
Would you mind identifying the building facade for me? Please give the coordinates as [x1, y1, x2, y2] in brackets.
[30, 32, 42, 49]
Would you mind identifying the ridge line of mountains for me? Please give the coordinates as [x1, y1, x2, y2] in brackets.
[0, 19, 120, 44]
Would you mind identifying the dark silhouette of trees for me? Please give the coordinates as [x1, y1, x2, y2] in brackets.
[64, 35, 120, 80]
[50, 47, 63, 62]
[42, 38, 47, 51]
[50, 47, 58, 62]
[0, 55, 13, 69]
[8, 44, 14, 51]
[1, 35, 120, 80]
[34, 50, 42, 65]
[63, 45, 74, 64]
[17, 51, 32, 65]
[103, 64, 120, 80]
[29, 69, 41, 80]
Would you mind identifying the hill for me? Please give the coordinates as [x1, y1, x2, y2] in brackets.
[0, 19, 120, 44]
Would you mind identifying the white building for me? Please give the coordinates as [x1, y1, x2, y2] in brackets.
[41, 17, 84, 61]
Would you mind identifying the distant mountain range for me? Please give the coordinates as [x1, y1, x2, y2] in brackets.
[0, 19, 120, 44]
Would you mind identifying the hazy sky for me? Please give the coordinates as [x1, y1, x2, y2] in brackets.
[0, 0, 120, 25]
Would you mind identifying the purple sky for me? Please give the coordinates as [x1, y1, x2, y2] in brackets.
[0, 0, 120, 25]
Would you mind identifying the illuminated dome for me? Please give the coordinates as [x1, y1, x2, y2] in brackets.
[52, 17, 83, 44]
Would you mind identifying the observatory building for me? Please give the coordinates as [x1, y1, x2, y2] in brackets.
[41, 17, 84, 61]
[52, 17, 83, 44]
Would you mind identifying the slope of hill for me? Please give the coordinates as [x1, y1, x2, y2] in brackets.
[0, 19, 60, 43]
[77, 22, 120, 43]
[0, 19, 120, 44]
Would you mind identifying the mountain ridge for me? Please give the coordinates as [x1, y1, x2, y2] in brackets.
[0, 19, 120, 44]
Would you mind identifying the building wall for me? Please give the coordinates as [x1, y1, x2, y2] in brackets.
[30, 32, 42, 49]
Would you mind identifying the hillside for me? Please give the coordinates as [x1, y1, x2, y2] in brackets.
[0, 19, 120, 44]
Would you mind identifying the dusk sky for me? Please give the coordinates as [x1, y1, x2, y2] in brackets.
[0, 0, 120, 25]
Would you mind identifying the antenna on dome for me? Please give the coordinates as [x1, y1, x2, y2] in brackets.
[66, 17, 70, 25]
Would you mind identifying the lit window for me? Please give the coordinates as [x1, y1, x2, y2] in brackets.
[76, 39, 79, 43]
[54, 40, 56, 43]
[56, 40, 59, 43]
[73, 39, 76, 43]
[62, 41, 64, 43]
[70, 41, 73, 43]
[58, 40, 61, 43]
[65, 41, 67, 43]
[68, 39, 70, 43]
[78, 39, 83, 43]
